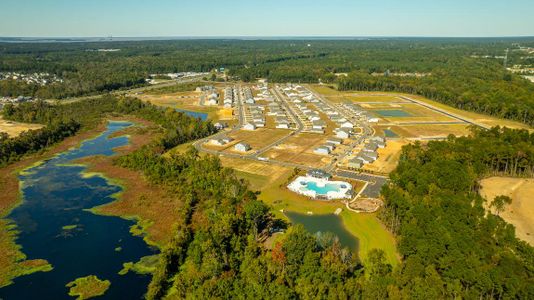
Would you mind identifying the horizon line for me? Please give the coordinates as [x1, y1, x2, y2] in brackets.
[1, 35, 534, 40]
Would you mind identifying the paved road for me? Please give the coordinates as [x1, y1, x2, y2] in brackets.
[47, 76, 206, 104]
[335, 169, 388, 198]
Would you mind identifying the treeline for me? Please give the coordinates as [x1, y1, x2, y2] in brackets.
[1, 96, 215, 165]
[337, 59, 534, 126]
[379, 127, 534, 298]
[2, 38, 533, 100]
[0, 120, 80, 167]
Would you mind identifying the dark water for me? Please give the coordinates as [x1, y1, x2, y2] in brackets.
[383, 129, 398, 138]
[175, 108, 208, 120]
[285, 212, 359, 252]
[0, 121, 156, 300]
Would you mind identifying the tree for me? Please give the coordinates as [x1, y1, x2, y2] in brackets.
[491, 195, 513, 215]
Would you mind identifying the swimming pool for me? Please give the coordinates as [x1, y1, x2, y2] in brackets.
[306, 181, 345, 195]
[289, 176, 352, 200]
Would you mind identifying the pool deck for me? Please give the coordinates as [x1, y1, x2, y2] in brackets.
[288, 176, 352, 200]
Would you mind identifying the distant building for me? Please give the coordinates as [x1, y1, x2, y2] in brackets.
[307, 169, 332, 179]
[348, 158, 364, 169]
[243, 123, 256, 131]
[235, 142, 251, 152]
[336, 129, 350, 139]
[314, 146, 331, 155]
[327, 137, 343, 145]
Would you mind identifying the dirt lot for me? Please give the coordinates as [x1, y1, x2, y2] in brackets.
[222, 128, 291, 154]
[480, 177, 534, 246]
[400, 124, 471, 138]
[0, 116, 43, 137]
[310, 85, 532, 131]
[362, 141, 408, 174]
[264, 133, 332, 168]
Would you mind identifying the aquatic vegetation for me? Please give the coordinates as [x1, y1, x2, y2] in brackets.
[66, 275, 111, 300]
[118, 255, 159, 276]
[62, 224, 78, 230]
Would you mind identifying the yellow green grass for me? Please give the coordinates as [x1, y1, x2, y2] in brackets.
[118, 254, 159, 276]
[234, 165, 399, 267]
[66, 275, 111, 300]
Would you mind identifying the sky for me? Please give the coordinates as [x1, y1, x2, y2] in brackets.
[1, 0, 533, 37]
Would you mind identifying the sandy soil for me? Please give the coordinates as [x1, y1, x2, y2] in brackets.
[361, 141, 407, 174]
[0, 116, 43, 137]
[479, 177, 534, 246]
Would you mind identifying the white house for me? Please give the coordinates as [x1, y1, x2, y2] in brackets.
[336, 128, 351, 139]
[314, 146, 331, 155]
[312, 120, 326, 130]
[243, 123, 256, 131]
[235, 142, 251, 152]
[348, 158, 364, 169]
[327, 137, 343, 145]
[276, 123, 290, 129]
[210, 139, 225, 146]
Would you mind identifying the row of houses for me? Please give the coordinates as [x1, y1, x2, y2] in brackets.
[0, 72, 63, 86]
[313, 137, 343, 155]
[197, 85, 219, 106]
[0, 96, 33, 104]
[223, 86, 237, 108]
[209, 136, 251, 153]
[267, 102, 291, 129]
[342, 103, 380, 123]
[347, 136, 387, 169]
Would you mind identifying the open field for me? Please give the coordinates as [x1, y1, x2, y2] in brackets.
[0, 116, 43, 137]
[263, 133, 332, 168]
[362, 141, 408, 174]
[480, 177, 534, 246]
[309, 85, 532, 130]
[369, 103, 460, 123]
[136, 91, 220, 120]
[221, 128, 291, 154]
[224, 161, 399, 266]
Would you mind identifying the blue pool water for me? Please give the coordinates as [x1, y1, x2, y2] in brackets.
[175, 108, 208, 120]
[0, 121, 156, 300]
[304, 181, 342, 195]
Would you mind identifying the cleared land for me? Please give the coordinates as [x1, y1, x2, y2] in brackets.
[0, 116, 43, 137]
[220, 128, 291, 154]
[309, 85, 532, 130]
[136, 91, 220, 120]
[480, 177, 534, 246]
[263, 133, 332, 169]
[361, 141, 408, 174]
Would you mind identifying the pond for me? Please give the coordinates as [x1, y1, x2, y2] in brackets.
[0, 121, 156, 300]
[383, 129, 399, 138]
[175, 108, 208, 120]
[285, 211, 359, 252]
[375, 110, 412, 117]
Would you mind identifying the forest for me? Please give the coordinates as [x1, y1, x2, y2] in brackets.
[1, 38, 534, 126]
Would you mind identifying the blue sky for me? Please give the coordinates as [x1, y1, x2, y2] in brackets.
[1, 0, 533, 37]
